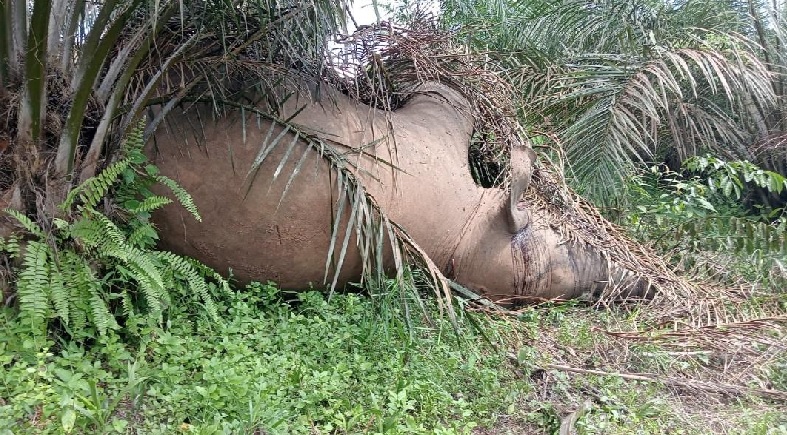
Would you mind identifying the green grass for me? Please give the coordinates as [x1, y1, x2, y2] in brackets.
[0, 283, 529, 434]
[2, 282, 786, 434]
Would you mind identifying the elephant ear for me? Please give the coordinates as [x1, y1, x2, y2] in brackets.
[507, 146, 537, 234]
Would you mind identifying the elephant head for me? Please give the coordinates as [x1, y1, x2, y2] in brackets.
[148, 81, 648, 304]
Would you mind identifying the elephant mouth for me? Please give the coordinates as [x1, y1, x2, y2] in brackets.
[510, 221, 648, 303]
[511, 225, 541, 298]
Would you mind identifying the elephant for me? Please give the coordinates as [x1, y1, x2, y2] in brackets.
[148, 81, 648, 304]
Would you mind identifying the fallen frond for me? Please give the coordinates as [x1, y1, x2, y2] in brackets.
[541, 362, 787, 402]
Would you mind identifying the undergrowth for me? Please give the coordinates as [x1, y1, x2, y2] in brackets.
[610, 156, 787, 290]
[3, 287, 785, 434]
[0, 284, 527, 434]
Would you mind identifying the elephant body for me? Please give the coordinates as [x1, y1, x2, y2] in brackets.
[149, 82, 630, 303]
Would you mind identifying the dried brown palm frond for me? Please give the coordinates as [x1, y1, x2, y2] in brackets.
[751, 133, 787, 176]
[326, 16, 525, 168]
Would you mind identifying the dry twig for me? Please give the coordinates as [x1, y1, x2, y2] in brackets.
[544, 363, 787, 402]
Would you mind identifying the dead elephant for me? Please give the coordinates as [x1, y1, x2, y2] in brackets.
[148, 82, 646, 304]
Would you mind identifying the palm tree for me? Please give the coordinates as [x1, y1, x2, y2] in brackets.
[0, 0, 349, 218]
[440, 0, 780, 201]
[747, 0, 787, 177]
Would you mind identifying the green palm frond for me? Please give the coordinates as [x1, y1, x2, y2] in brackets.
[443, 0, 778, 199]
[556, 42, 774, 194]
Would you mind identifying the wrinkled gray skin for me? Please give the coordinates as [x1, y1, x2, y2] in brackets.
[148, 82, 628, 304]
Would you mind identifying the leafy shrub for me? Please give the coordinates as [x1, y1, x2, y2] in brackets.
[615, 156, 787, 289]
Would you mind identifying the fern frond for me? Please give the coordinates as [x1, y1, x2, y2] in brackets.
[121, 290, 135, 318]
[158, 251, 218, 320]
[122, 251, 167, 314]
[62, 159, 131, 211]
[186, 258, 231, 295]
[155, 175, 201, 221]
[127, 224, 159, 248]
[49, 267, 70, 323]
[130, 267, 166, 314]
[88, 292, 118, 335]
[72, 269, 97, 332]
[125, 196, 172, 214]
[17, 241, 51, 329]
[60, 252, 96, 331]
[0, 235, 21, 258]
[5, 209, 46, 238]
[70, 306, 88, 333]
[81, 210, 168, 315]
[65, 254, 117, 336]
[123, 121, 145, 153]
[91, 212, 129, 250]
[68, 217, 107, 250]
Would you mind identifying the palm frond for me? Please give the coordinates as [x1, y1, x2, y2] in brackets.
[443, 0, 778, 199]
[544, 42, 775, 196]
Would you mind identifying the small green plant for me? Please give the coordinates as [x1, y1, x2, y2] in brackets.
[0, 125, 228, 338]
[683, 155, 787, 204]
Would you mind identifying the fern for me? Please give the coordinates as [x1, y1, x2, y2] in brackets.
[91, 212, 129, 251]
[124, 255, 167, 314]
[49, 268, 70, 323]
[125, 196, 172, 214]
[155, 175, 201, 221]
[120, 290, 135, 318]
[62, 159, 131, 211]
[675, 217, 786, 257]
[2, 124, 229, 339]
[0, 235, 21, 258]
[186, 258, 231, 295]
[89, 292, 117, 336]
[16, 241, 51, 330]
[5, 209, 46, 239]
[158, 251, 218, 320]
[126, 224, 159, 248]
[123, 120, 145, 153]
[69, 216, 108, 249]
